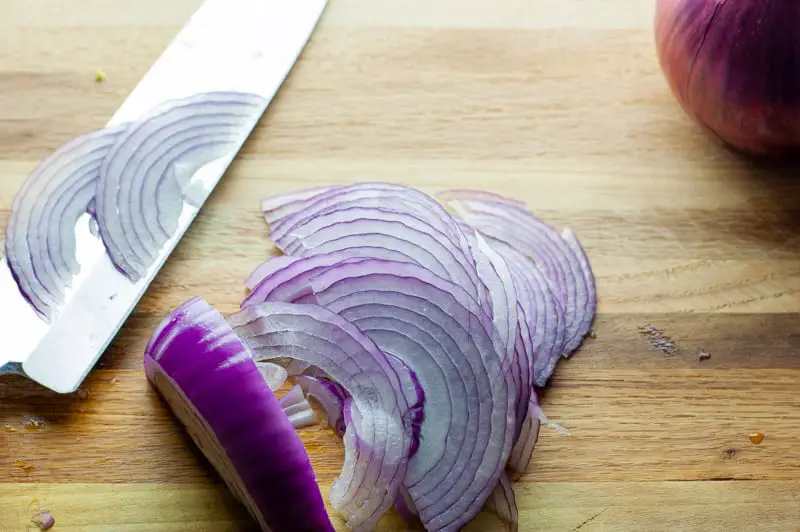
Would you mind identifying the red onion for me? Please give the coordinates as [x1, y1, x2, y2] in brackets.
[143, 297, 334, 532]
[139, 182, 598, 531]
[655, 0, 800, 155]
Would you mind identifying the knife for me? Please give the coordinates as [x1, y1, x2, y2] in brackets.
[0, 0, 328, 393]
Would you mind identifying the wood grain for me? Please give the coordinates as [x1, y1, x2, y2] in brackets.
[3, 0, 800, 530]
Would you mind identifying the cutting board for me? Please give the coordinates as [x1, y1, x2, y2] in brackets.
[3, 0, 800, 530]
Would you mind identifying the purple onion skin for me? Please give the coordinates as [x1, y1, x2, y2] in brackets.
[144, 297, 334, 532]
[656, 0, 800, 156]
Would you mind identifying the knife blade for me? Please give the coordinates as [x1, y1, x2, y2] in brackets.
[0, 0, 328, 393]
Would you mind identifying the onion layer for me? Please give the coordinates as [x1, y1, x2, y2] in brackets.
[97, 91, 266, 280]
[5, 125, 125, 319]
[143, 297, 333, 532]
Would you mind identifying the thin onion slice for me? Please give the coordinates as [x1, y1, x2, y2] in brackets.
[5, 124, 126, 319]
[490, 237, 567, 387]
[97, 92, 266, 280]
[229, 301, 414, 532]
[262, 185, 336, 224]
[274, 205, 482, 301]
[508, 395, 542, 477]
[143, 296, 333, 532]
[301, 257, 513, 531]
[262, 183, 489, 309]
[485, 472, 519, 532]
[463, 229, 531, 442]
[440, 191, 596, 382]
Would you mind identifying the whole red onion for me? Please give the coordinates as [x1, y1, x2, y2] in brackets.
[655, 0, 800, 156]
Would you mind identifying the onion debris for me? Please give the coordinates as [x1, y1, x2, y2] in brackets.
[144, 183, 596, 531]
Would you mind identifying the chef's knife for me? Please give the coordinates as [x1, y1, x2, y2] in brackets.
[0, 0, 328, 393]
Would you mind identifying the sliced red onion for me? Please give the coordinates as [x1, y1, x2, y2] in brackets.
[441, 192, 596, 382]
[256, 361, 287, 391]
[508, 395, 542, 476]
[5, 125, 125, 319]
[228, 302, 414, 531]
[243, 251, 369, 307]
[273, 205, 482, 300]
[245, 255, 301, 291]
[287, 408, 316, 430]
[262, 183, 488, 308]
[262, 185, 336, 224]
[279, 386, 316, 430]
[485, 472, 519, 532]
[279, 384, 306, 409]
[294, 375, 348, 436]
[295, 258, 514, 531]
[96, 92, 265, 280]
[464, 230, 531, 440]
[143, 297, 333, 532]
[491, 238, 566, 387]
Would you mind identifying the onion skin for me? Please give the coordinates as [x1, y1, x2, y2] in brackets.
[143, 297, 333, 532]
[655, 0, 800, 156]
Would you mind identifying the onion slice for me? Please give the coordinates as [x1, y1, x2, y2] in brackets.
[508, 395, 542, 476]
[262, 183, 489, 308]
[440, 191, 596, 383]
[490, 237, 567, 387]
[96, 92, 266, 280]
[5, 125, 125, 319]
[143, 296, 333, 532]
[485, 472, 519, 532]
[229, 301, 414, 531]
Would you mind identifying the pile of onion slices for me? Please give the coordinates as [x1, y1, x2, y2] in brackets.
[145, 183, 597, 531]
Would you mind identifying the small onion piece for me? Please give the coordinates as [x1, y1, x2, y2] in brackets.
[229, 301, 414, 532]
[96, 92, 266, 280]
[294, 375, 349, 436]
[143, 296, 333, 532]
[256, 361, 288, 391]
[279, 386, 317, 430]
[279, 384, 306, 409]
[5, 125, 125, 319]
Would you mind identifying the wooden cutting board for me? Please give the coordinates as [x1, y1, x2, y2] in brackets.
[2, 0, 800, 530]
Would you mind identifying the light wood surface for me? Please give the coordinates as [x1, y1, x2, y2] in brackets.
[3, 0, 800, 530]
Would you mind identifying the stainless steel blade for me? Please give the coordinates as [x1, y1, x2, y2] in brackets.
[0, 0, 328, 392]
